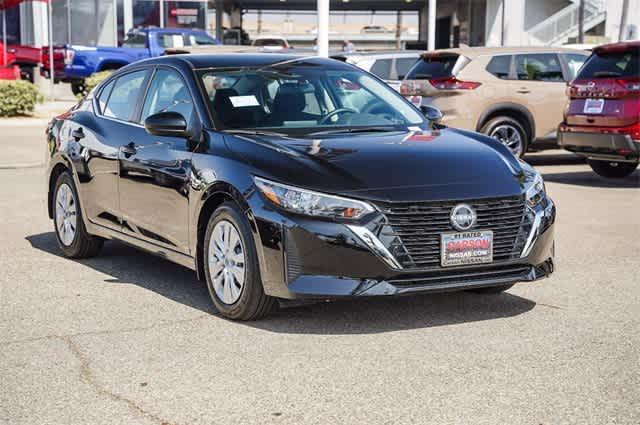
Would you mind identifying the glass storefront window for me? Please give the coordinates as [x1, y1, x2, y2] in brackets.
[165, 1, 205, 29]
[132, 0, 161, 29]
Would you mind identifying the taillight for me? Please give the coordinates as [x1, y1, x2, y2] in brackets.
[429, 76, 481, 90]
[617, 77, 640, 95]
[64, 49, 74, 65]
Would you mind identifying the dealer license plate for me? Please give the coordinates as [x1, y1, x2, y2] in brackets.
[583, 98, 604, 114]
[441, 231, 493, 267]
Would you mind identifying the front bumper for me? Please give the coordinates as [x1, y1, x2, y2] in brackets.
[558, 130, 640, 163]
[248, 194, 556, 300]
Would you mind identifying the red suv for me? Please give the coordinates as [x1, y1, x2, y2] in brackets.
[558, 41, 640, 178]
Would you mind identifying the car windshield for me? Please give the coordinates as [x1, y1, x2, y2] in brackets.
[197, 59, 425, 134]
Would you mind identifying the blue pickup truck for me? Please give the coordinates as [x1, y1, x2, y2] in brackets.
[64, 27, 219, 95]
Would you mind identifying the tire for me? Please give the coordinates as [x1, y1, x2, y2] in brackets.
[70, 80, 87, 97]
[19, 66, 34, 83]
[481, 116, 529, 158]
[52, 172, 104, 258]
[587, 160, 638, 179]
[203, 202, 275, 320]
[469, 283, 515, 294]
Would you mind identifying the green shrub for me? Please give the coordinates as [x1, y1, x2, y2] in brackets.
[0, 80, 44, 117]
[82, 71, 113, 98]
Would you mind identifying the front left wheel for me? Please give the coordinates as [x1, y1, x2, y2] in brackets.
[203, 202, 275, 320]
[52, 172, 104, 258]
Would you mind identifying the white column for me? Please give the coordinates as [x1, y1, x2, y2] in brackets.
[159, 0, 165, 28]
[317, 0, 329, 57]
[123, 0, 133, 35]
[48, 1, 54, 100]
[428, 0, 436, 51]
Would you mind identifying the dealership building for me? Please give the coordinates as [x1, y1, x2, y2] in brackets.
[2, 0, 638, 50]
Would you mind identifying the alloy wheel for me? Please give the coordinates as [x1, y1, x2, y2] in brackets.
[490, 124, 524, 157]
[208, 220, 246, 305]
[55, 183, 78, 246]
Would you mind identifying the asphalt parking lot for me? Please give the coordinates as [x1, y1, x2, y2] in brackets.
[1, 124, 639, 425]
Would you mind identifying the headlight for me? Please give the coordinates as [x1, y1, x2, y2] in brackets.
[254, 177, 375, 219]
[524, 170, 546, 208]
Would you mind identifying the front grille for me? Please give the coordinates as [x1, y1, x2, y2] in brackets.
[376, 196, 533, 271]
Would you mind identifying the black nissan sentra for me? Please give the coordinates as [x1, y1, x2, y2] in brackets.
[45, 54, 555, 320]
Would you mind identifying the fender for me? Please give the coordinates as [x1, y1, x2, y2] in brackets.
[476, 102, 536, 141]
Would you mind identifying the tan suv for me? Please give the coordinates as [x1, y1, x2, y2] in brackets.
[401, 46, 589, 157]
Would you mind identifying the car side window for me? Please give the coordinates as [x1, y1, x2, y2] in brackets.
[188, 33, 217, 46]
[103, 70, 148, 122]
[486, 55, 512, 79]
[158, 34, 185, 48]
[97, 79, 115, 115]
[515, 53, 564, 82]
[395, 57, 419, 80]
[563, 53, 588, 81]
[122, 33, 146, 48]
[370, 59, 392, 80]
[140, 69, 194, 124]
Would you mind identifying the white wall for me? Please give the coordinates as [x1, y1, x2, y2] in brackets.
[485, 0, 526, 46]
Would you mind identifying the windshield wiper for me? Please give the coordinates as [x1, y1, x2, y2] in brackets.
[308, 127, 400, 136]
[222, 129, 287, 137]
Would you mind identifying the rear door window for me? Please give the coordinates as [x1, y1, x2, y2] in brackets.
[515, 53, 564, 82]
[577, 49, 639, 78]
[395, 57, 419, 80]
[97, 79, 115, 115]
[158, 33, 185, 49]
[486, 55, 512, 79]
[103, 70, 148, 121]
[405, 54, 459, 80]
[370, 59, 392, 80]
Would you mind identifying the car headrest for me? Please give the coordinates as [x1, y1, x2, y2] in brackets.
[273, 83, 306, 113]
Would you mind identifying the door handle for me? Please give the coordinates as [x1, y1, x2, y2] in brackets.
[121, 142, 137, 157]
[516, 88, 531, 94]
[71, 127, 84, 141]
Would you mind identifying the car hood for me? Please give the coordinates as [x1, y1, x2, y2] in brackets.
[223, 128, 526, 202]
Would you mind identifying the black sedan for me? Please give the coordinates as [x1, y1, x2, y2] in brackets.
[45, 54, 555, 320]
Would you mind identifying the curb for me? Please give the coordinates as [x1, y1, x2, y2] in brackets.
[0, 118, 50, 127]
[0, 162, 44, 170]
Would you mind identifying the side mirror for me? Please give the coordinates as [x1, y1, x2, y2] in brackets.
[420, 105, 443, 123]
[144, 111, 190, 138]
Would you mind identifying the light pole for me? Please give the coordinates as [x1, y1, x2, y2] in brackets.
[317, 0, 329, 57]
[428, 0, 436, 51]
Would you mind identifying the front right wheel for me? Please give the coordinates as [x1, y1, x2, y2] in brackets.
[587, 160, 638, 179]
[203, 202, 275, 320]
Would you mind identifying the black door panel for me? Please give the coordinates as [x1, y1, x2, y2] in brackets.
[118, 131, 192, 252]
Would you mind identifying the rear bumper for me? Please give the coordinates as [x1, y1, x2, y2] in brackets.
[558, 130, 640, 162]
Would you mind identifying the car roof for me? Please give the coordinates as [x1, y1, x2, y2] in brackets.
[593, 40, 640, 54]
[134, 27, 208, 35]
[422, 45, 591, 58]
[140, 53, 343, 70]
[333, 51, 421, 60]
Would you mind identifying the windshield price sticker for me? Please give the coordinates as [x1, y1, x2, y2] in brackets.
[229, 95, 260, 108]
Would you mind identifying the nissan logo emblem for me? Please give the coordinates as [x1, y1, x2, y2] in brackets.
[450, 204, 477, 231]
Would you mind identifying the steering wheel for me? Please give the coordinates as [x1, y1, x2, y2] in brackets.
[318, 108, 358, 125]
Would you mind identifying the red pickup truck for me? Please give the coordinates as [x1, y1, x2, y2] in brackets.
[1, 42, 40, 81]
